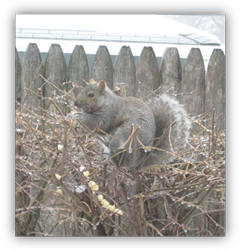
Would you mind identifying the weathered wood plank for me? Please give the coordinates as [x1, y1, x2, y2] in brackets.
[15, 47, 21, 109]
[90, 46, 113, 89]
[68, 45, 89, 95]
[181, 48, 205, 119]
[159, 47, 182, 100]
[113, 46, 136, 96]
[136, 47, 160, 99]
[44, 44, 67, 112]
[205, 49, 225, 129]
[21, 43, 44, 111]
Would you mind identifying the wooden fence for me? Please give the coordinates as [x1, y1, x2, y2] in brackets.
[15, 43, 225, 129]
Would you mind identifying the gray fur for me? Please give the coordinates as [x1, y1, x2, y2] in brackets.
[144, 94, 191, 166]
[73, 83, 191, 170]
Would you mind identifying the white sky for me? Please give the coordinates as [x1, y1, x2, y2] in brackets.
[15, 14, 223, 64]
[15, 14, 218, 37]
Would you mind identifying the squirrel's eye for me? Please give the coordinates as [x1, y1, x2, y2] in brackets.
[88, 92, 94, 98]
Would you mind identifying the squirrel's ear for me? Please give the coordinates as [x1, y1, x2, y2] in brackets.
[97, 80, 107, 93]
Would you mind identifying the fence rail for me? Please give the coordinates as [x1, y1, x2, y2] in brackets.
[15, 43, 225, 128]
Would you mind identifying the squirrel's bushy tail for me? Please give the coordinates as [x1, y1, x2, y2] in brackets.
[144, 94, 191, 166]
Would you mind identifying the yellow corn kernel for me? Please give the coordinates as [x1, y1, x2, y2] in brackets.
[88, 181, 96, 188]
[114, 208, 123, 215]
[56, 188, 63, 195]
[104, 204, 112, 210]
[55, 174, 61, 180]
[98, 195, 103, 201]
[83, 171, 90, 178]
[91, 184, 99, 191]
[101, 199, 109, 206]
[108, 205, 116, 211]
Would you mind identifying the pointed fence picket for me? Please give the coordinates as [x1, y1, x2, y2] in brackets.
[68, 45, 89, 93]
[136, 46, 160, 98]
[205, 49, 226, 129]
[113, 46, 136, 97]
[20, 43, 44, 112]
[90, 45, 113, 89]
[159, 47, 182, 99]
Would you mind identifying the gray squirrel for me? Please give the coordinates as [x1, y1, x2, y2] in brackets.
[72, 80, 191, 171]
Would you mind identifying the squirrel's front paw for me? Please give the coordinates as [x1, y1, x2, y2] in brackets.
[67, 111, 83, 120]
